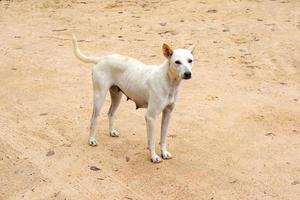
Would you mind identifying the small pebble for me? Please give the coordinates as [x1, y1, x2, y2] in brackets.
[291, 180, 299, 185]
[89, 166, 101, 171]
[46, 150, 55, 156]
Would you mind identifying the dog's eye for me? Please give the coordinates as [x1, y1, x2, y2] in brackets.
[175, 60, 181, 65]
[188, 59, 193, 63]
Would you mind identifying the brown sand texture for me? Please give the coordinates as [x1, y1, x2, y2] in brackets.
[0, 0, 300, 199]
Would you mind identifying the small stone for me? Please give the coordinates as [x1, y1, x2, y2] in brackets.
[292, 129, 299, 133]
[207, 9, 217, 13]
[206, 95, 219, 101]
[158, 30, 178, 35]
[229, 178, 238, 184]
[89, 166, 101, 171]
[265, 132, 275, 136]
[46, 150, 55, 156]
[291, 180, 299, 185]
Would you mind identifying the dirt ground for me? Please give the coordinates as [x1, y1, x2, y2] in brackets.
[0, 0, 300, 199]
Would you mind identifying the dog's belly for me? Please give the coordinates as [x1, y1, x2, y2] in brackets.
[112, 84, 148, 109]
[122, 88, 148, 109]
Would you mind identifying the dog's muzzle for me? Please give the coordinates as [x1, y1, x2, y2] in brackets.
[183, 72, 192, 79]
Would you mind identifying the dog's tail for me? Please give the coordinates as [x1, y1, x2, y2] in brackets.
[72, 34, 100, 64]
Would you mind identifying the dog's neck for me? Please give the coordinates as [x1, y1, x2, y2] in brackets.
[162, 60, 181, 86]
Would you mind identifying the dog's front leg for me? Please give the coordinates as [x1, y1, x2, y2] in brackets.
[160, 104, 174, 159]
[145, 110, 162, 163]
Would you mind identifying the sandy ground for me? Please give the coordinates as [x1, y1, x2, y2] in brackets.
[0, 0, 300, 199]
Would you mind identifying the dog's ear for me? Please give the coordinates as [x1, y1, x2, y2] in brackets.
[188, 43, 196, 54]
[162, 43, 173, 58]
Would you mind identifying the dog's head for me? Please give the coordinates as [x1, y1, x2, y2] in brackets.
[163, 43, 195, 80]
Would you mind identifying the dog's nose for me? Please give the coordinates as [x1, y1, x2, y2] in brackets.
[183, 72, 192, 79]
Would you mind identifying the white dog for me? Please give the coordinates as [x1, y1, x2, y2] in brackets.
[72, 35, 194, 163]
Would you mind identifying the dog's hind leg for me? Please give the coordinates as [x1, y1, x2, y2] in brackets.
[89, 83, 109, 146]
[108, 86, 122, 137]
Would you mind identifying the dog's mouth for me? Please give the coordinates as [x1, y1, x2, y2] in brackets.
[182, 75, 192, 80]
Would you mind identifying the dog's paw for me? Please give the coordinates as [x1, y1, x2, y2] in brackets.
[88, 138, 97, 146]
[110, 129, 120, 137]
[161, 151, 172, 160]
[150, 154, 162, 163]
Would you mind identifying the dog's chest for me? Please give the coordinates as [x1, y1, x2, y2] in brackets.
[166, 86, 178, 105]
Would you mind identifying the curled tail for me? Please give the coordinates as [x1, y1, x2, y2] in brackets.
[72, 34, 100, 64]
